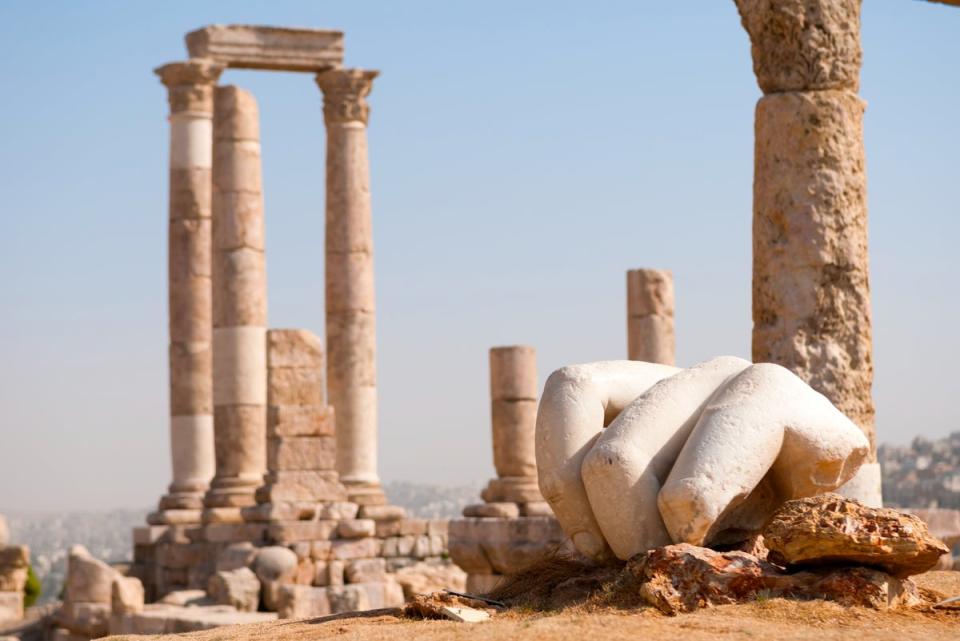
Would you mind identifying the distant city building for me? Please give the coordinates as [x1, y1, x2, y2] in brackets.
[880, 432, 960, 508]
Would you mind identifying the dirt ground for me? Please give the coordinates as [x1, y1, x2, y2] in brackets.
[107, 572, 960, 641]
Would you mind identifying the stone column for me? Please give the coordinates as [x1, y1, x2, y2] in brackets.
[203, 85, 268, 521]
[736, 0, 880, 505]
[626, 269, 675, 365]
[151, 60, 223, 525]
[315, 68, 383, 505]
[466, 346, 549, 518]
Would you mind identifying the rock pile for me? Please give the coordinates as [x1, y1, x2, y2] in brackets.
[631, 494, 947, 615]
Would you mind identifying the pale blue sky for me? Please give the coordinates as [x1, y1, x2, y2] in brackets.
[0, 2, 957, 511]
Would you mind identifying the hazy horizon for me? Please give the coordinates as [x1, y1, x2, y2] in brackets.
[1, 1, 958, 511]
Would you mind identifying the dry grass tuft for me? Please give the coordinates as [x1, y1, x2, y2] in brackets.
[487, 550, 631, 611]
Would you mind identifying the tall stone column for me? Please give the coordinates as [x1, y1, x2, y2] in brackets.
[315, 68, 384, 505]
[736, 0, 880, 505]
[626, 269, 675, 365]
[151, 60, 223, 525]
[203, 85, 268, 521]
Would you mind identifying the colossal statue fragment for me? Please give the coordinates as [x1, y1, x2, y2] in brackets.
[536, 357, 869, 561]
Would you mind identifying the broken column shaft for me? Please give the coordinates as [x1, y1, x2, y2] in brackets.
[626, 269, 675, 365]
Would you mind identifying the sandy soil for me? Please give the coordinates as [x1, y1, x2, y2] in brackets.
[106, 572, 960, 641]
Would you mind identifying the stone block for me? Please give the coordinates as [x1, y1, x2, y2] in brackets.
[208, 567, 260, 612]
[57, 601, 111, 637]
[277, 584, 331, 619]
[357, 505, 405, 521]
[268, 367, 324, 406]
[447, 540, 492, 574]
[398, 519, 428, 536]
[112, 576, 145, 615]
[0, 591, 23, 623]
[327, 560, 345, 587]
[345, 558, 386, 584]
[133, 526, 173, 545]
[294, 557, 315, 585]
[201, 506, 246, 523]
[428, 520, 449, 536]
[216, 542, 257, 571]
[241, 502, 316, 522]
[393, 562, 467, 599]
[256, 471, 347, 503]
[186, 25, 344, 72]
[268, 329, 324, 368]
[65, 545, 119, 604]
[268, 405, 335, 437]
[375, 519, 402, 538]
[327, 584, 370, 613]
[157, 542, 209, 569]
[318, 502, 360, 520]
[330, 538, 381, 560]
[267, 520, 337, 543]
[202, 523, 268, 543]
[312, 561, 329, 587]
[310, 541, 332, 561]
[338, 519, 375, 539]
[268, 436, 336, 471]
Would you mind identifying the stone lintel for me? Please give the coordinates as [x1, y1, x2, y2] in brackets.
[186, 25, 344, 72]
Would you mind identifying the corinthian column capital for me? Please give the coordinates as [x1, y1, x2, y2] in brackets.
[315, 68, 379, 125]
[155, 59, 225, 114]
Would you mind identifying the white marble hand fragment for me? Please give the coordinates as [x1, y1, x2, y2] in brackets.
[536, 357, 869, 562]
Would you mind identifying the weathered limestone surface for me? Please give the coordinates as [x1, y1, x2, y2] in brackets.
[626, 269, 675, 365]
[751, 89, 874, 452]
[629, 543, 921, 615]
[204, 85, 268, 516]
[316, 68, 383, 505]
[763, 494, 949, 577]
[186, 25, 344, 72]
[207, 567, 260, 612]
[154, 59, 224, 519]
[737, 0, 877, 486]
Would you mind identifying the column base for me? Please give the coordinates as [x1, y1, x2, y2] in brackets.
[203, 477, 260, 509]
[201, 506, 246, 524]
[343, 481, 387, 506]
[158, 491, 205, 511]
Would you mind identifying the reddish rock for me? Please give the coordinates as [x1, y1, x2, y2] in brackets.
[763, 494, 949, 577]
[628, 543, 921, 615]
